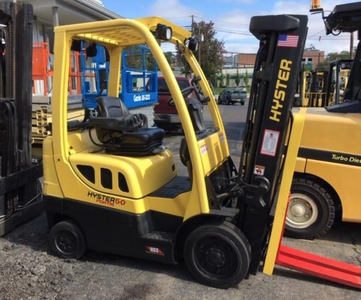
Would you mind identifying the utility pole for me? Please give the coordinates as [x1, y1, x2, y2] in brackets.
[191, 15, 194, 32]
[350, 32, 354, 59]
[198, 27, 201, 67]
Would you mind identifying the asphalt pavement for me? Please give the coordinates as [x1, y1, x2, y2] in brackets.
[0, 103, 360, 299]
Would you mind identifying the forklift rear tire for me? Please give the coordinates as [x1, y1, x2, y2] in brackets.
[49, 220, 86, 259]
[285, 178, 335, 239]
[184, 221, 251, 289]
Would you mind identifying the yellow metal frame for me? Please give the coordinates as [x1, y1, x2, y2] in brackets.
[263, 108, 306, 275]
[44, 17, 230, 221]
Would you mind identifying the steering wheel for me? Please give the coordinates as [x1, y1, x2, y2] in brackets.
[167, 85, 196, 107]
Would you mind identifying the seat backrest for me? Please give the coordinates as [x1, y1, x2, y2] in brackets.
[96, 96, 130, 118]
[187, 98, 206, 133]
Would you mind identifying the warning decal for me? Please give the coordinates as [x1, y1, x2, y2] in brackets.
[260, 129, 280, 157]
[254, 165, 265, 175]
[200, 144, 208, 155]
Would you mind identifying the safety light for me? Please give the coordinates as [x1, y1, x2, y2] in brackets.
[187, 36, 198, 52]
[156, 24, 172, 41]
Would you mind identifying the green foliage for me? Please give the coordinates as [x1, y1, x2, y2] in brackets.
[316, 61, 329, 71]
[211, 74, 217, 87]
[164, 51, 176, 68]
[220, 72, 226, 88]
[315, 50, 354, 71]
[235, 69, 240, 87]
[124, 47, 156, 70]
[226, 73, 230, 87]
[244, 69, 249, 88]
[177, 20, 225, 80]
[326, 51, 352, 62]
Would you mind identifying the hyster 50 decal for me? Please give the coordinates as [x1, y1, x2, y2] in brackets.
[269, 59, 292, 123]
[87, 191, 126, 207]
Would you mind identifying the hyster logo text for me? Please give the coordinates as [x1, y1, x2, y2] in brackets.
[87, 191, 126, 207]
[269, 59, 292, 123]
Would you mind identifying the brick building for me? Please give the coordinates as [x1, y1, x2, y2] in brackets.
[303, 49, 325, 70]
[237, 53, 257, 68]
[236, 49, 325, 70]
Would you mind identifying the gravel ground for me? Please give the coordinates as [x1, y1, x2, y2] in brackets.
[1, 214, 360, 300]
[1, 105, 361, 299]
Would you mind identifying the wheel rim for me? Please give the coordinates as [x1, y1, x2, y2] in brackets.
[193, 236, 239, 280]
[54, 230, 78, 255]
[286, 193, 318, 229]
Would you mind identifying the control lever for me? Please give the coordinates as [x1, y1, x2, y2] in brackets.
[242, 176, 269, 209]
[191, 76, 201, 84]
[216, 176, 269, 210]
[200, 96, 211, 104]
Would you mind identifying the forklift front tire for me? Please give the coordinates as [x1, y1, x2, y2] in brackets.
[49, 220, 86, 259]
[285, 178, 335, 239]
[184, 221, 251, 289]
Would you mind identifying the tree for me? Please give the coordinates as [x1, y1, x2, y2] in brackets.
[124, 46, 156, 70]
[177, 20, 225, 80]
[244, 69, 249, 88]
[211, 74, 217, 88]
[235, 69, 240, 87]
[317, 50, 355, 70]
[164, 51, 176, 69]
[226, 73, 230, 87]
[220, 72, 225, 88]
[326, 50, 352, 62]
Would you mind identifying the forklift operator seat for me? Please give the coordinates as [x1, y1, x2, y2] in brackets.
[89, 96, 165, 156]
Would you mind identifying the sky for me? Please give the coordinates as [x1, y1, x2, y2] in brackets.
[100, 0, 357, 55]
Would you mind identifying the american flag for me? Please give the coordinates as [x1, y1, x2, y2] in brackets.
[277, 35, 299, 48]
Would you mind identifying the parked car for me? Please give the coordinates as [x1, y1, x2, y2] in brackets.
[154, 76, 203, 130]
[218, 88, 247, 105]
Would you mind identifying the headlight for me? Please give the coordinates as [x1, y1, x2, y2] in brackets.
[156, 24, 172, 41]
[187, 36, 198, 52]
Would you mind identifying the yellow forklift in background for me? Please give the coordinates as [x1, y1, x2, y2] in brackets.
[326, 59, 352, 105]
[43, 12, 361, 289]
[300, 70, 330, 107]
[286, 1, 361, 239]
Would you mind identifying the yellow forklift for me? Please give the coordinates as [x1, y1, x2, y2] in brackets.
[300, 70, 329, 107]
[43, 13, 361, 289]
[286, 1, 361, 239]
[326, 59, 352, 105]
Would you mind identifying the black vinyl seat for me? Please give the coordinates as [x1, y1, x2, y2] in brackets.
[89, 96, 164, 156]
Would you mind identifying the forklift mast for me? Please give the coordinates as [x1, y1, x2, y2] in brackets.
[0, 2, 43, 236]
[312, 2, 361, 112]
[325, 59, 352, 104]
[238, 15, 308, 273]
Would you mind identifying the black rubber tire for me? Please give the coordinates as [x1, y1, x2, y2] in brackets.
[241, 101, 245, 106]
[49, 220, 86, 259]
[285, 178, 335, 239]
[184, 221, 251, 289]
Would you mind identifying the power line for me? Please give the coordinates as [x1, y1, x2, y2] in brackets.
[307, 37, 352, 40]
[194, 15, 248, 26]
[214, 27, 252, 35]
[166, 16, 193, 20]
[308, 29, 325, 38]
